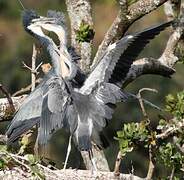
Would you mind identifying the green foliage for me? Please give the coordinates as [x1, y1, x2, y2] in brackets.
[157, 143, 184, 171]
[25, 154, 45, 180]
[165, 91, 184, 119]
[117, 90, 184, 178]
[76, 22, 95, 42]
[116, 121, 155, 156]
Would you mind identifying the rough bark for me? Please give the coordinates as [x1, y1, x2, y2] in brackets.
[0, 95, 27, 121]
[92, 0, 169, 67]
[0, 169, 144, 180]
[65, 0, 93, 73]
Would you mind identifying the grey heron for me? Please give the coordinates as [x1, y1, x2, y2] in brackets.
[6, 9, 173, 168]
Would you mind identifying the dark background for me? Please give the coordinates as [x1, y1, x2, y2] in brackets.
[0, 0, 183, 178]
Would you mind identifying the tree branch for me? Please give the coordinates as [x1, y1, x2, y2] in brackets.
[0, 95, 27, 121]
[122, 57, 175, 87]
[92, 0, 169, 67]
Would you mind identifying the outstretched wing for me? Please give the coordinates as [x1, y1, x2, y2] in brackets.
[38, 77, 70, 145]
[6, 77, 47, 144]
[80, 21, 172, 95]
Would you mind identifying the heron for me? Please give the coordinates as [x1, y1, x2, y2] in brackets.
[6, 9, 173, 169]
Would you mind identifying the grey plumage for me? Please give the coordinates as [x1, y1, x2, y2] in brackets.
[6, 9, 173, 152]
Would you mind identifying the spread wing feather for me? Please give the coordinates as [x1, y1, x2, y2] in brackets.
[38, 77, 70, 145]
[109, 21, 172, 85]
[6, 76, 47, 143]
[80, 21, 172, 95]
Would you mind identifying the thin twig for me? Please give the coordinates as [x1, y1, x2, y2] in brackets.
[137, 88, 158, 120]
[136, 88, 158, 179]
[12, 78, 42, 97]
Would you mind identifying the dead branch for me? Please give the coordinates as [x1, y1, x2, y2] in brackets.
[12, 78, 42, 97]
[0, 95, 27, 121]
[0, 84, 15, 113]
[31, 44, 37, 91]
[114, 151, 122, 176]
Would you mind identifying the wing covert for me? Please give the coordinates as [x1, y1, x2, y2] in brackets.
[80, 21, 173, 95]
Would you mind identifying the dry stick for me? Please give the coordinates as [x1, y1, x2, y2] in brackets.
[114, 151, 122, 176]
[137, 88, 158, 179]
[12, 78, 42, 97]
[31, 44, 37, 91]
[0, 84, 15, 113]
[137, 88, 158, 120]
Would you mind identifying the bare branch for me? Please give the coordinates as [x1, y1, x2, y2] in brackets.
[137, 88, 158, 120]
[156, 119, 184, 139]
[128, 0, 168, 21]
[0, 84, 15, 113]
[122, 57, 175, 87]
[0, 95, 27, 121]
[146, 145, 155, 180]
[92, 0, 169, 67]
[12, 78, 42, 97]
[114, 151, 122, 176]
[164, 0, 181, 20]
[31, 44, 37, 91]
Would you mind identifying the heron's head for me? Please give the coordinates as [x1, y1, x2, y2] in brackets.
[32, 10, 67, 45]
[22, 10, 40, 34]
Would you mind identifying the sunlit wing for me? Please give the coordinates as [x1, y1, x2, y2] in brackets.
[6, 77, 47, 143]
[38, 76, 70, 145]
[80, 21, 173, 95]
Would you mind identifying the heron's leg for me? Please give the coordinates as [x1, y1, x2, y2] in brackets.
[63, 135, 72, 169]
[89, 150, 97, 171]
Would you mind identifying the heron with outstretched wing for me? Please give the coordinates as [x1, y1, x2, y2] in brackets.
[6, 9, 173, 169]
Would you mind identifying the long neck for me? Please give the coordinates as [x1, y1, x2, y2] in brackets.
[36, 34, 62, 76]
